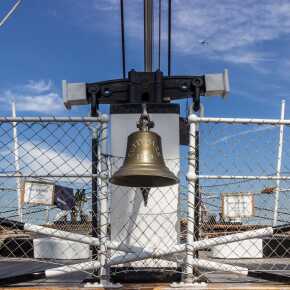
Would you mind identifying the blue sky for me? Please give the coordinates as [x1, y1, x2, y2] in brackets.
[2, 0, 290, 223]
[1, 0, 290, 118]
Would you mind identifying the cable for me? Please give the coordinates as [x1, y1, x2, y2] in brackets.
[158, 0, 162, 70]
[6, 208, 49, 219]
[120, 0, 126, 79]
[167, 0, 172, 76]
[0, 0, 22, 28]
[0, 204, 39, 215]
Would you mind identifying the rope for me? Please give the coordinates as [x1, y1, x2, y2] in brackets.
[158, 0, 162, 70]
[0, 0, 22, 28]
[167, 0, 172, 76]
[120, 0, 126, 79]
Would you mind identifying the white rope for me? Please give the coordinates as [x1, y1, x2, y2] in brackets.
[0, 0, 22, 27]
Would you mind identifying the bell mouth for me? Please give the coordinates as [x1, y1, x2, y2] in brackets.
[109, 167, 179, 188]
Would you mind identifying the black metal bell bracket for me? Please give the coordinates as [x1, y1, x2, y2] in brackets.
[191, 77, 204, 112]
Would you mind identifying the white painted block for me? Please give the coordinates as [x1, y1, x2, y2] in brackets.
[209, 238, 263, 259]
[110, 113, 180, 267]
[34, 237, 90, 260]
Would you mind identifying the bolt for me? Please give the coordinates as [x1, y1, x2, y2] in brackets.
[180, 84, 188, 91]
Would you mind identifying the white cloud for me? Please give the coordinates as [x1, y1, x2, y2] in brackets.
[24, 80, 53, 93]
[4, 90, 62, 112]
[93, 0, 119, 11]
[89, 0, 290, 65]
[1, 80, 63, 112]
[20, 142, 91, 178]
[0, 140, 92, 192]
[172, 0, 290, 53]
[211, 125, 275, 145]
[221, 52, 274, 65]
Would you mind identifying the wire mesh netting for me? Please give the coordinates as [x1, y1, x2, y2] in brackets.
[0, 117, 289, 285]
[0, 119, 100, 283]
[195, 121, 290, 276]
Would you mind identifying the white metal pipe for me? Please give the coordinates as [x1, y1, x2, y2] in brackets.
[0, 173, 103, 178]
[190, 227, 273, 250]
[188, 115, 290, 125]
[45, 261, 100, 278]
[107, 244, 185, 266]
[144, 226, 273, 257]
[273, 100, 286, 226]
[24, 223, 100, 246]
[23, 219, 274, 259]
[0, 0, 22, 27]
[184, 114, 197, 282]
[188, 174, 290, 181]
[0, 115, 109, 123]
[25, 223, 273, 262]
[23, 223, 143, 253]
[106, 227, 273, 266]
[43, 224, 259, 271]
[191, 258, 248, 276]
[98, 123, 109, 282]
[45, 258, 248, 279]
[12, 102, 22, 222]
[127, 252, 249, 277]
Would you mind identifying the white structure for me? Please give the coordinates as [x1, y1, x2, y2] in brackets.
[273, 100, 286, 226]
[34, 237, 90, 260]
[110, 107, 180, 267]
[210, 239, 263, 259]
[222, 192, 254, 223]
[12, 101, 22, 221]
[23, 180, 54, 205]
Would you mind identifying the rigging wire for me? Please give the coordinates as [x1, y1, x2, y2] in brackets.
[0, 0, 22, 28]
[6, 208, 52, 219]
[120, 0, 126, 79]
[158, 0, 162, 70]
[167, 0, 172, 76]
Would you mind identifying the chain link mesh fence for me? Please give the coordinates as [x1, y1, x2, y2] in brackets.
[192, 119, 290, 281]
[0, 118, 102, 284]
[0, 116, 289, 285]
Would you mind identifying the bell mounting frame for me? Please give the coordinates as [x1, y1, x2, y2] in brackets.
[63, 69, 229, 112]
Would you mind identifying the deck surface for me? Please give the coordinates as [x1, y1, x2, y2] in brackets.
[0, 258, 289, 289]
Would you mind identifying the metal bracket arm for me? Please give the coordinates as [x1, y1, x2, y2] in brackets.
[86, 70, 205, 106]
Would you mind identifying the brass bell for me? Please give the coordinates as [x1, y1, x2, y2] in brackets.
[110, 106, 178, 188]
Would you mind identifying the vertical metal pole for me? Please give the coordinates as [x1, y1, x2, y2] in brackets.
[91, 97, 99, 267]
[120, 0, 126, 79]
[273, 100, 286, 226]
[193, 120, 200, 258]
[144, 0, 153, 72]
[12, 101, 22, 222]
[167, 0, 172, 76]
[158, 0, 161, 70]
[184, 113, 197, 283]
[99, 123, 110, 284]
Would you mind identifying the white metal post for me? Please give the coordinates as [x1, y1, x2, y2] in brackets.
[86, 121, 120, 288]
[99, 123, 110, 284]
[273, 100, 286, 226]
[184, 113, 197, 283]
[11, 101, 22, 222]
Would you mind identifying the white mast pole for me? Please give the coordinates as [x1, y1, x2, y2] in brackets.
[12, 101, 22, 222]
[273, 99, 286, 226]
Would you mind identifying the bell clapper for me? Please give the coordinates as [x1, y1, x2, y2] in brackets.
[140, 187, 150, 206]
[138, 105, 153, 205]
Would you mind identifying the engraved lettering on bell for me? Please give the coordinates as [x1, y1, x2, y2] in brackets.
[110, 131, 178, 187]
